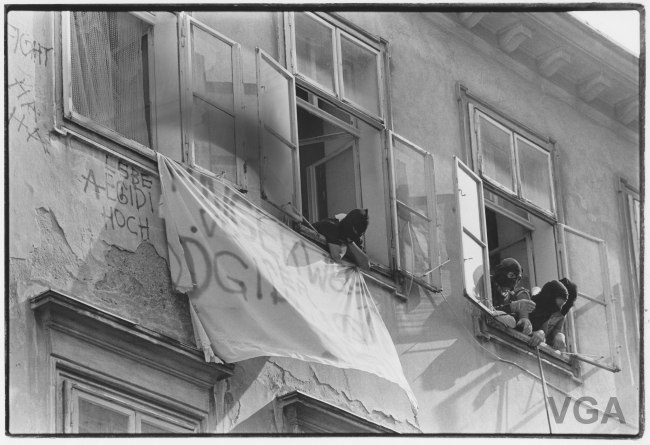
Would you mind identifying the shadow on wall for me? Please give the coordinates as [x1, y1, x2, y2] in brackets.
[220, 356, 271, 433]
[428, 352, 532, 432]
[401, 192, 544, 431]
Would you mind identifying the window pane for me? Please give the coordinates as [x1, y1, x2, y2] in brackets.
[259, 56, 293, 143]
[261, 128, 295, 206]
[193, 97, 236, 181]
[140, 418, 195, 434]
[457, 166, 482, 238]
[398, 208, 432, 276]
[573, 297, 615, 364]
[295, 13, 335, 92]
[314, 147, 357, 220]
[70, 12, 152, 146]
[191, 25, 234, 113]
[564, 230, 605, 302]
[394, 140, 428, 216]
[340, 35, 380, 115]
[484, 189, 530, 221]
[141, 421, 171, 433]
[478, 115, 514, 192]
[629, 195, 641, 273]
[517, 138, 553, 212]
[78, 397, 131, 433]
[462, 232, 489, 307]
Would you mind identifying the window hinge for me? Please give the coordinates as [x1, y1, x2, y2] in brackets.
[183, 134, 190, 162]
[180, 25, 186, 47]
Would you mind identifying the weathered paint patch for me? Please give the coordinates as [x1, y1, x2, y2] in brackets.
[218, 355, 420, 433]
[92, 243, 194, 343]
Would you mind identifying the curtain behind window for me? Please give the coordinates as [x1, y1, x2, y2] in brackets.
[70, 12, 151, 147]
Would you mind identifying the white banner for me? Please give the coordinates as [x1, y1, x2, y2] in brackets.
[157, 154, 417, 409]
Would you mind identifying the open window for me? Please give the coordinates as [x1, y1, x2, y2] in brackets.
[288, 12, 384, 121]
[462, 92, 561, 304]
[471, 105, 556, 216]
[458, 87, 621, 375]
[256, 48, 301, 214]
[297, 88, 361, 222]
[180, 14, 246, 189]
[389, 132, 440, 289]
[284, 13, 393, 269]
[558, 225, 620, 373]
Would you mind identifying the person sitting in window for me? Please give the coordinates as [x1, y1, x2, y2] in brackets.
[528, 278, 578, 350]
[490, 258, 536, 334]
[313, 209, 370, 270]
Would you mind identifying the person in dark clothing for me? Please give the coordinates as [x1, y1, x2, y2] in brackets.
[490, 258, 536, 334]
[528, 278, 578, 349]
[313, 209, 370, 270]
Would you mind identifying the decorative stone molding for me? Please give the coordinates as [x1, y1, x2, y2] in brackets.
[31, 289, 234, 386]
[537, 47, 572, 77]
[578, 72, 612, 102]
[274, 391, 397, 433]
[457, 12, 487, 29]
[615, 96, 639, 124]
[498, 22, 532, 53]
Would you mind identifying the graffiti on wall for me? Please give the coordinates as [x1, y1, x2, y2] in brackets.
[8, 77, 50, 154]
[8, 24, 54, 67]
[7, 23, 52, 154]
[82, 155, 156, 241]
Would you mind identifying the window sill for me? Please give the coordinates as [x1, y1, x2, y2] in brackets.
[56, 121, 159, 176]
[477, 314, 581, 379]
[294, 223, 399, 294]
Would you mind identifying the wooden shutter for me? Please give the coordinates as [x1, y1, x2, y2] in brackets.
[454, 156, 492, 312]
[256, 48, 301, 216]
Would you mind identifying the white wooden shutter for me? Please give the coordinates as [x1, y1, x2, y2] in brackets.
[256, 48, 301, 216]
[454, 156, 492, 312]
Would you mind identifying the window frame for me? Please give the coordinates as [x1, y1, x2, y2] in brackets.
[388, 131, 440, 290]
[179, 13, 247, 191]
[619, 178, 641, 301]
[285, 11, 386, 124]
[485, 203, 538, 289]
[468, 103, 558, 220]
[285, 13, 395, 271]
[455, 156, 580, 374]
[458, 86, 621, 376]
[304, 137, 362, 222]
[557, 224, 621, 374]
[256, 46, 302, 214]
[58, 367, 201, 434]
[61, 11, 158, 156]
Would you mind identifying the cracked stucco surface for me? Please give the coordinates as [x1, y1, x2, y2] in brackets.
[221, 356, 420, 433]
[14, 206, 195, 343]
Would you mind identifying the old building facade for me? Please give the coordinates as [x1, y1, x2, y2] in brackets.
[8, 8, 641, 435]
